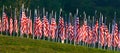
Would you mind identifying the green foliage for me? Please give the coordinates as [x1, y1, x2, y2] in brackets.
[0, 35, 120, 53]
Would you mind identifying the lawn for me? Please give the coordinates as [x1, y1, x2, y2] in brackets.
[0, 35, 119, 53]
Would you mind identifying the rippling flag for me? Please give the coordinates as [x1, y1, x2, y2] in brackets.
[118, 31, 120, 48]
[50, 18, 57, 39]
[93, 21, 98, 43]
[2, 12, 9, 32]
[14, 17, 18, 33]
[100, 23, 105, 46]
[58, 17, 65, 41]
[20, 11, 28, 35]
[113, 23, 118, 47]
[74, 18, 80, 44]
[34, 17, 42, 38]
[65, 22, 69, 40]
[87, 26, 93, 44]
[42, 16, 49, 37]
[27, 17, 32, 35]
[9, 18, 13, 35]
[82, 21, 88, 43]
[37, 17, 42, 38]
[68, 23, 74, 41]
[104, 25, 109, 46]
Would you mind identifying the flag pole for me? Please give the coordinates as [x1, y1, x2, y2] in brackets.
[69, 12, 72, 45]
[58, 8, 62, 43]
[55, 11, 57, 42]
[20, 4, 24, 38]
[13, 8, 16, 37]
[26, 7, 29, 38]
[33, 9, 37, 39]
[42, 8, 45, 40]
[83, 11, 86, 46]
[1, 5, 4, 35]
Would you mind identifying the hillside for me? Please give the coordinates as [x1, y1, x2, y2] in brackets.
[0, 35, 119, 53]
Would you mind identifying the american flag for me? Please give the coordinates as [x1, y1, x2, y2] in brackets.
[108, 33, 112, 47]
[27, 17, 32, 35]
[14, 17, 18, 33]
[99, 23, 105, 46]
[50, 18, 57, 39]
[113, 23, 118, 47]
[9, 18, 13, 35]
[82, 21, 88, 43]
[37, 17, 43, 38]
[104, 25, 109, 46]
[65, 22, 69, 40]
[118, 31, 120, 48]
[20, 11, 28, 35]
[93, 21, 98, 43]
[2, 12, 9, 32]
[74, 18, 80, 44]
[68, 23, 74, 41]
[87, 26, 93, 44]
[42, 16, 49, 37]
[58, 17, 65, 40]
[34, 17, 42, 38]
[34, 17, 38, 37]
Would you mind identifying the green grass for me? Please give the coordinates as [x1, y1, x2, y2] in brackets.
[0, 35, 119, 53]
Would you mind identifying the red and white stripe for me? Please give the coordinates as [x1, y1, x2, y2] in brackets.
[20, 12, 28, 35]
[27, 18, 32, 35]
[68, 23, 74, 41]
[82, 21, 88, 43]
[58, 17, 65, 40]
[2, 12, 9, 32]
[75, 18, 81, 44]
[42, 16, 49, 37]
[93, 21, 98, 43]
[99, 23, 105, 46]
[50, 18, 57, 39]
[87, 26, 93, 44]
[113, 23, 119, 47]
[14, 18, 18, 33]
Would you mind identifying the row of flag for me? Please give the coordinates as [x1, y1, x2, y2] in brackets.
[1, 5, 120, 51]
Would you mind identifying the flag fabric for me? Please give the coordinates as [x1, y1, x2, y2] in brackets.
[34, 17, 38, 37]
[34, 17, 42, 38]
[93, 21, 98, 43]
[37, 17, 43, 38]
[14, 17, 18, 33]
[42, 16, 49, 37]
[118, 31, 120, 48]
[2, 12, 9, 32]
[113, 23, 119, 47]
[9, 18, 13, 35]
[108, 33, 112, 47]
[27, 17, 32, 35]
[82, 21, 88, 43]
[99, 23, 105, 46]
[87, 26, 93, 44]
[50, 18, 57, 39]
[20, 11, 28, 35]
[68, 23, 74, 41]
[65, 22, 69, 40]
[58, 17, 65, 41]
[75, 18, 80, 44]
[104, 25, 110, 46]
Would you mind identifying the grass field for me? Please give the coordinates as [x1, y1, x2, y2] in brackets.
[0, 35, 120, 53]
